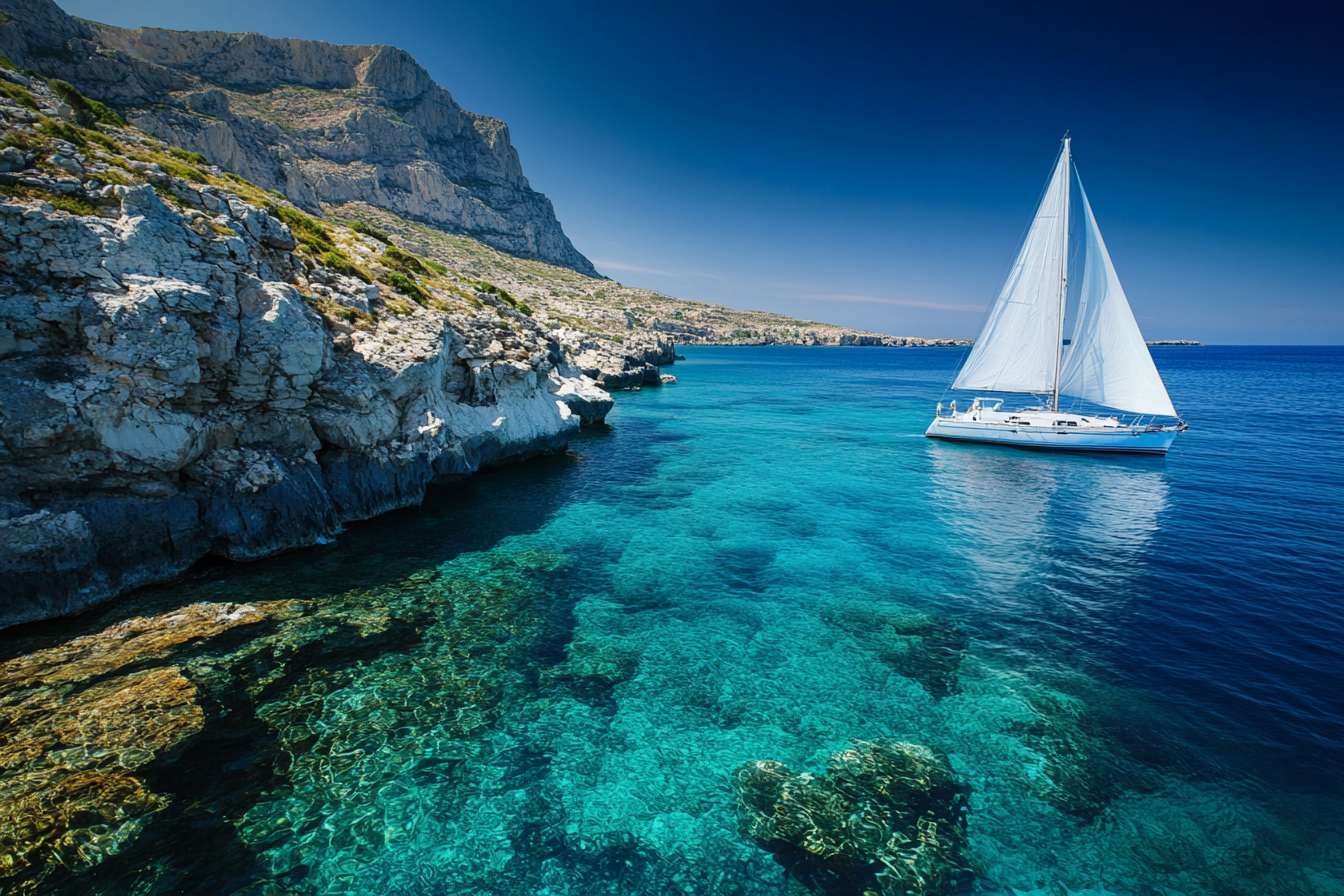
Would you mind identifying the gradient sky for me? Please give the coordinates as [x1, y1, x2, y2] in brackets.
[63, 0, 1343, 343]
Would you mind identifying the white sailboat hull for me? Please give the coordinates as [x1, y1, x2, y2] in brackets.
[925, 414, 1180, 455]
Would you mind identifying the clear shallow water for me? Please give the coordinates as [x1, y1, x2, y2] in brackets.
[5, 345, 1343, 895]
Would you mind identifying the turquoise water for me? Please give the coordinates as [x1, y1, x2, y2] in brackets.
[7, 345, 1344, 895]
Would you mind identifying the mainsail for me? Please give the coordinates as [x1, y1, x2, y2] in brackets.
[952, 143, 1071, 395]
[951, 138, 1178, 419]
[1058, 180, 1177, 417]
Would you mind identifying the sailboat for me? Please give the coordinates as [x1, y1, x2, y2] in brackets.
[926, 137, 1186, 454]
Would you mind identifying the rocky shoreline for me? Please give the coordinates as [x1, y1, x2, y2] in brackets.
[0, 69, 634, 630]
[325, 201, 973, 353]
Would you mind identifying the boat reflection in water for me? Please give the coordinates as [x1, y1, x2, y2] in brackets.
[926, 442, 1170, 656]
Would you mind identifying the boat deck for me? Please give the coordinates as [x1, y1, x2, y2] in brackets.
[925, 404, 1181, 454]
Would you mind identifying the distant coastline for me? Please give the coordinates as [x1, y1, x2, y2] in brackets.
[1146, 340, 1203, 346]
[683, 337, 972, 347]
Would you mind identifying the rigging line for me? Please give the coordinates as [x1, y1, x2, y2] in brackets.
[1051, 137, 1070, 412]
[1061, 160, 1090, 412]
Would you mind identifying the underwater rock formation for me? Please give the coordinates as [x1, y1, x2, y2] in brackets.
[227, 551, 568, 880]
[0, 665, 197, 884]
[0, 543, 576, 892]
[0, 601, 291, 686]
[818, 601, 967, 699]
[732, 739, 970, 896]
[0, 600, 303, 889]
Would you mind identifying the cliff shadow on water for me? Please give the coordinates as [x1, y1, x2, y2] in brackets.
[0, 416, 649, 659]
[0, 415, 668, 896]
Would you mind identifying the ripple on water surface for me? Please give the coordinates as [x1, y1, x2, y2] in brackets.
[2, 345, 1342, 895]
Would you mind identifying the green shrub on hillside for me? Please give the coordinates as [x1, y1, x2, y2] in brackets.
[94, 169, 132, 186]
[383, 270, 432, 304]
[319, 250, 372, 283]
[148, 155, 206, 182]
[50, 193, 96, 215]
[305, 295, 375, 329]
[469, 279, 519, 308]
[218, 171, 282, 208]
[0, 80, 37, 110]
[0, 130, 37, 152]
[83, 130, 118, 152]
[40, 120, 89, 148]
[153, 183, 188, 207]
[267, 204, 335, 253]
[260, 202, 372, 285]
[381, 245, 433, 277]
[48, 79, 125, 128]
[2, 183, 96, 215]
[350, 220, 391, 244]
[443, 282, 483, 309]
[381, 243, 447, 276]
[168, 147, 210, 166]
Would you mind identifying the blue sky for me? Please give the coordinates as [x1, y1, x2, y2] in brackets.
[65, 0, 1343, 343]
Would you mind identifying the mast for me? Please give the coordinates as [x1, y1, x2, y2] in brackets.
[1051, 136, 1070, 412]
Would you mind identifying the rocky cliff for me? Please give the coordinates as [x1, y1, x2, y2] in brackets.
[0, 1, 965, 631]
[0, 0, 599, 275]
[0, 70, 615, 629]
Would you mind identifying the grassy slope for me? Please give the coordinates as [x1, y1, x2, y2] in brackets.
[325, 201, 918, 347]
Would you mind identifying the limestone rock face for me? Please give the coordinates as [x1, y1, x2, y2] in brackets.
[0, 0, 598, 276]
[0, 73, 613, 631]
[573, 335, 677, 391]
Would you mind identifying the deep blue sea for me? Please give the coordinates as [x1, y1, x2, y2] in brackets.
[8, 345, 1344, 895]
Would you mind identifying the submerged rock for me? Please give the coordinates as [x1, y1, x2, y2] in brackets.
[0, 601, 311, 889]
[1, 666, 203, 772]
[0, 769, 169, 883]
[733, 739, 970, 896]
[0, 667, 201, 887]
[819, 601, 967, 698]
[0, 601, 296, 690]
[233, 551, 570, 871]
